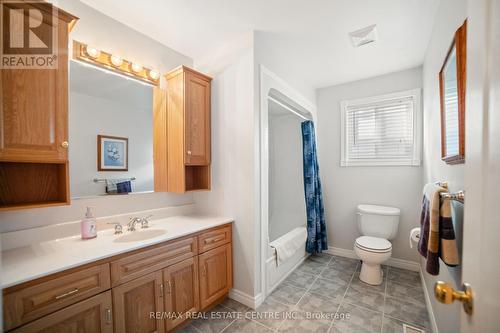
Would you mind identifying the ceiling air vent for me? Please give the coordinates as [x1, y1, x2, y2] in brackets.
[349, 24, 377, 47]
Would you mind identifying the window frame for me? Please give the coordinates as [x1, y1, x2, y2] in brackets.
[340, 89, 422, 167]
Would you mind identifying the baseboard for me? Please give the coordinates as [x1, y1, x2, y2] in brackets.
[228, 289, 263, 309]
[324, 246, 358, 259]
[387, 257, 420, 272]
[419, 268, 439, 333]
[326, 246, 420, 272]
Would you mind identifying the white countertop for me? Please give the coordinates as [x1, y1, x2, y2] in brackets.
[1, 215, 233, 289]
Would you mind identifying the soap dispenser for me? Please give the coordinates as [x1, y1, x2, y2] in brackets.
[81, 207, 97, 239]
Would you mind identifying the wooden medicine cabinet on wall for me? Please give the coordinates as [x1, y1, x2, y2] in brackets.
[154, 66, 212, 193]
[439, 20, 466, 165]
[0, 4, 78, 211]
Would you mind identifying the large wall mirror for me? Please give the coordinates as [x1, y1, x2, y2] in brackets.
[439, 20, 466, 165]
[69, 60, 155, 198]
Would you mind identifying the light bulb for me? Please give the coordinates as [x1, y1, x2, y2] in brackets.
[85, 45, 100, 59]
[110, 55, 123, 67]
[131, 63, 143, 73]
[149, 69, 160, 80]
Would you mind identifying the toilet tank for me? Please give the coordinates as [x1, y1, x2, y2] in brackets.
[357, 204, 400, 240]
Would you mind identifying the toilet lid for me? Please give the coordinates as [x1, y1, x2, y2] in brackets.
[355, 236, 392, 253]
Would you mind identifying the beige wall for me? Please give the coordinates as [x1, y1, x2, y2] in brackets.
[194, 38, 259, 300]
[316, 67, 423, 262]
[421, 0, 467, 332]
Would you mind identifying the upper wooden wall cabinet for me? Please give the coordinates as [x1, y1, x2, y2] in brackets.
[0, 4, 77, 211]
[154, 66, 212, 193]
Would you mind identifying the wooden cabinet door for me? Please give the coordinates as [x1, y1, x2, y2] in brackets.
[163, 257, 199, 331]
[198, 243, 233, 309]
[185, 72, 210, 165]
[113, 271, 165, 333]
[0, 19, 69, 163]
[12, 291, 113, 333]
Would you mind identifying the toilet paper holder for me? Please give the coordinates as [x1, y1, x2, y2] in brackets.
[409, 227, 420, 248]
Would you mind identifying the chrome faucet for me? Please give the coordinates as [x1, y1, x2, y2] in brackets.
[107, 222, 123, 235]
[127, 217, 142, 231]
[127, 215, 153, 231]
[140, 215, 153, 229]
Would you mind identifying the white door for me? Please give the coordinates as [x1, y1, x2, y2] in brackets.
[457, 0, 500, 331]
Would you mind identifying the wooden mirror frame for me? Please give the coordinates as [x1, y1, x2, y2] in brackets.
[439, 20, 467, 164]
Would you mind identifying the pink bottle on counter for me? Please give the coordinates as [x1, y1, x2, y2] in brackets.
[81, 207, 97, 239]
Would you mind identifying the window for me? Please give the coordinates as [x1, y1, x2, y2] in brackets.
[340, 89, 421, 166]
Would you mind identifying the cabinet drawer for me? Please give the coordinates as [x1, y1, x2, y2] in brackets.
[110, 236, 197, 286]
[11, 291, 113, 333]
[198, 225, 231, 253]
[3, 263, 111, 331]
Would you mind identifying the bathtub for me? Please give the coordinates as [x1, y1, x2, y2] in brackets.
[266, 227, 308, 295]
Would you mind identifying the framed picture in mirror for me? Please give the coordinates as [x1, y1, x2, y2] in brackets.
[439, 20, 466, 164]
[98, 135, 129, 171]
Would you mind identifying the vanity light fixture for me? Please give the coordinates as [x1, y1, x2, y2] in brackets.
[110, 55, 123, 67]
[131, 63, 143, 73]
[85, 45, 101, 59]
[73, 40, 160, 86]
[149, 69, 160, 80]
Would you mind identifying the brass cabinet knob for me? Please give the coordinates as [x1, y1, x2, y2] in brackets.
[434, 281, 473, 315]
[61, 141, 69, 149]
[187, 150, 192, 155]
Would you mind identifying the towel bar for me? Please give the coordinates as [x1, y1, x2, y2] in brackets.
[440, 190, 465, 203]
[435, 181, 448, 189]
[435, 181, 464, 203]
[93, 177, 136, 183]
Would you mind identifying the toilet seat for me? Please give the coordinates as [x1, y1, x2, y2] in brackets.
[355, 236, 392, 253]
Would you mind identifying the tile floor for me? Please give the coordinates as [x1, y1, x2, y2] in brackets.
[180, 254, 430, 333]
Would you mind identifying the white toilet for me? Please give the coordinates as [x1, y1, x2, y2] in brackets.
[354, 204, 400, 285]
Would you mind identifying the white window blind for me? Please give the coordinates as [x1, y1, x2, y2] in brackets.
[341, 90, 421, 166]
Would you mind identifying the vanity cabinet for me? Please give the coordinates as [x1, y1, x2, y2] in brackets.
[3, 223, 233, 332]
[3, 263, 110, 330]
[0, 4, 77, 211]
[199, 244, 233, 309]
[12, 291, 113, 333]
[112, 272, 165, 333]
[163, 257, 200, 331]
[154, 66, 212, 193]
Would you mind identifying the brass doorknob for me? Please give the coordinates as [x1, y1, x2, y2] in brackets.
[434, 281, 473, 315]
[61, 141, 69, 149]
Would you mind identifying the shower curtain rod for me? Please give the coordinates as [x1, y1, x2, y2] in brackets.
[268, 96, 310, 121]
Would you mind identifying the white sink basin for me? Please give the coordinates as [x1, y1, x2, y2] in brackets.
[113, 229, 167, 243]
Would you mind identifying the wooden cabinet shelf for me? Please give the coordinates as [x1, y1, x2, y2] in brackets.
[154, 66, 212, 193]
[185, 165, 211, 191]
[0, 161, 69, 211]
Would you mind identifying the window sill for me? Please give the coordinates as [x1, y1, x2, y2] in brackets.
[340, 159, 421, 167]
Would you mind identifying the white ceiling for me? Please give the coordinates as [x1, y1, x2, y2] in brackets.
[80, 0, 439, 90]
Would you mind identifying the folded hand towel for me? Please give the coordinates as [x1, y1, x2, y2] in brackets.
[418, 183, 459, 275]
[116, 181, 132, 194]
[270, 227, 307, 266]
[105, 178, 129, 194]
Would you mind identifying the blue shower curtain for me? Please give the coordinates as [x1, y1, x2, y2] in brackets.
[301, 121, 328, 253]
